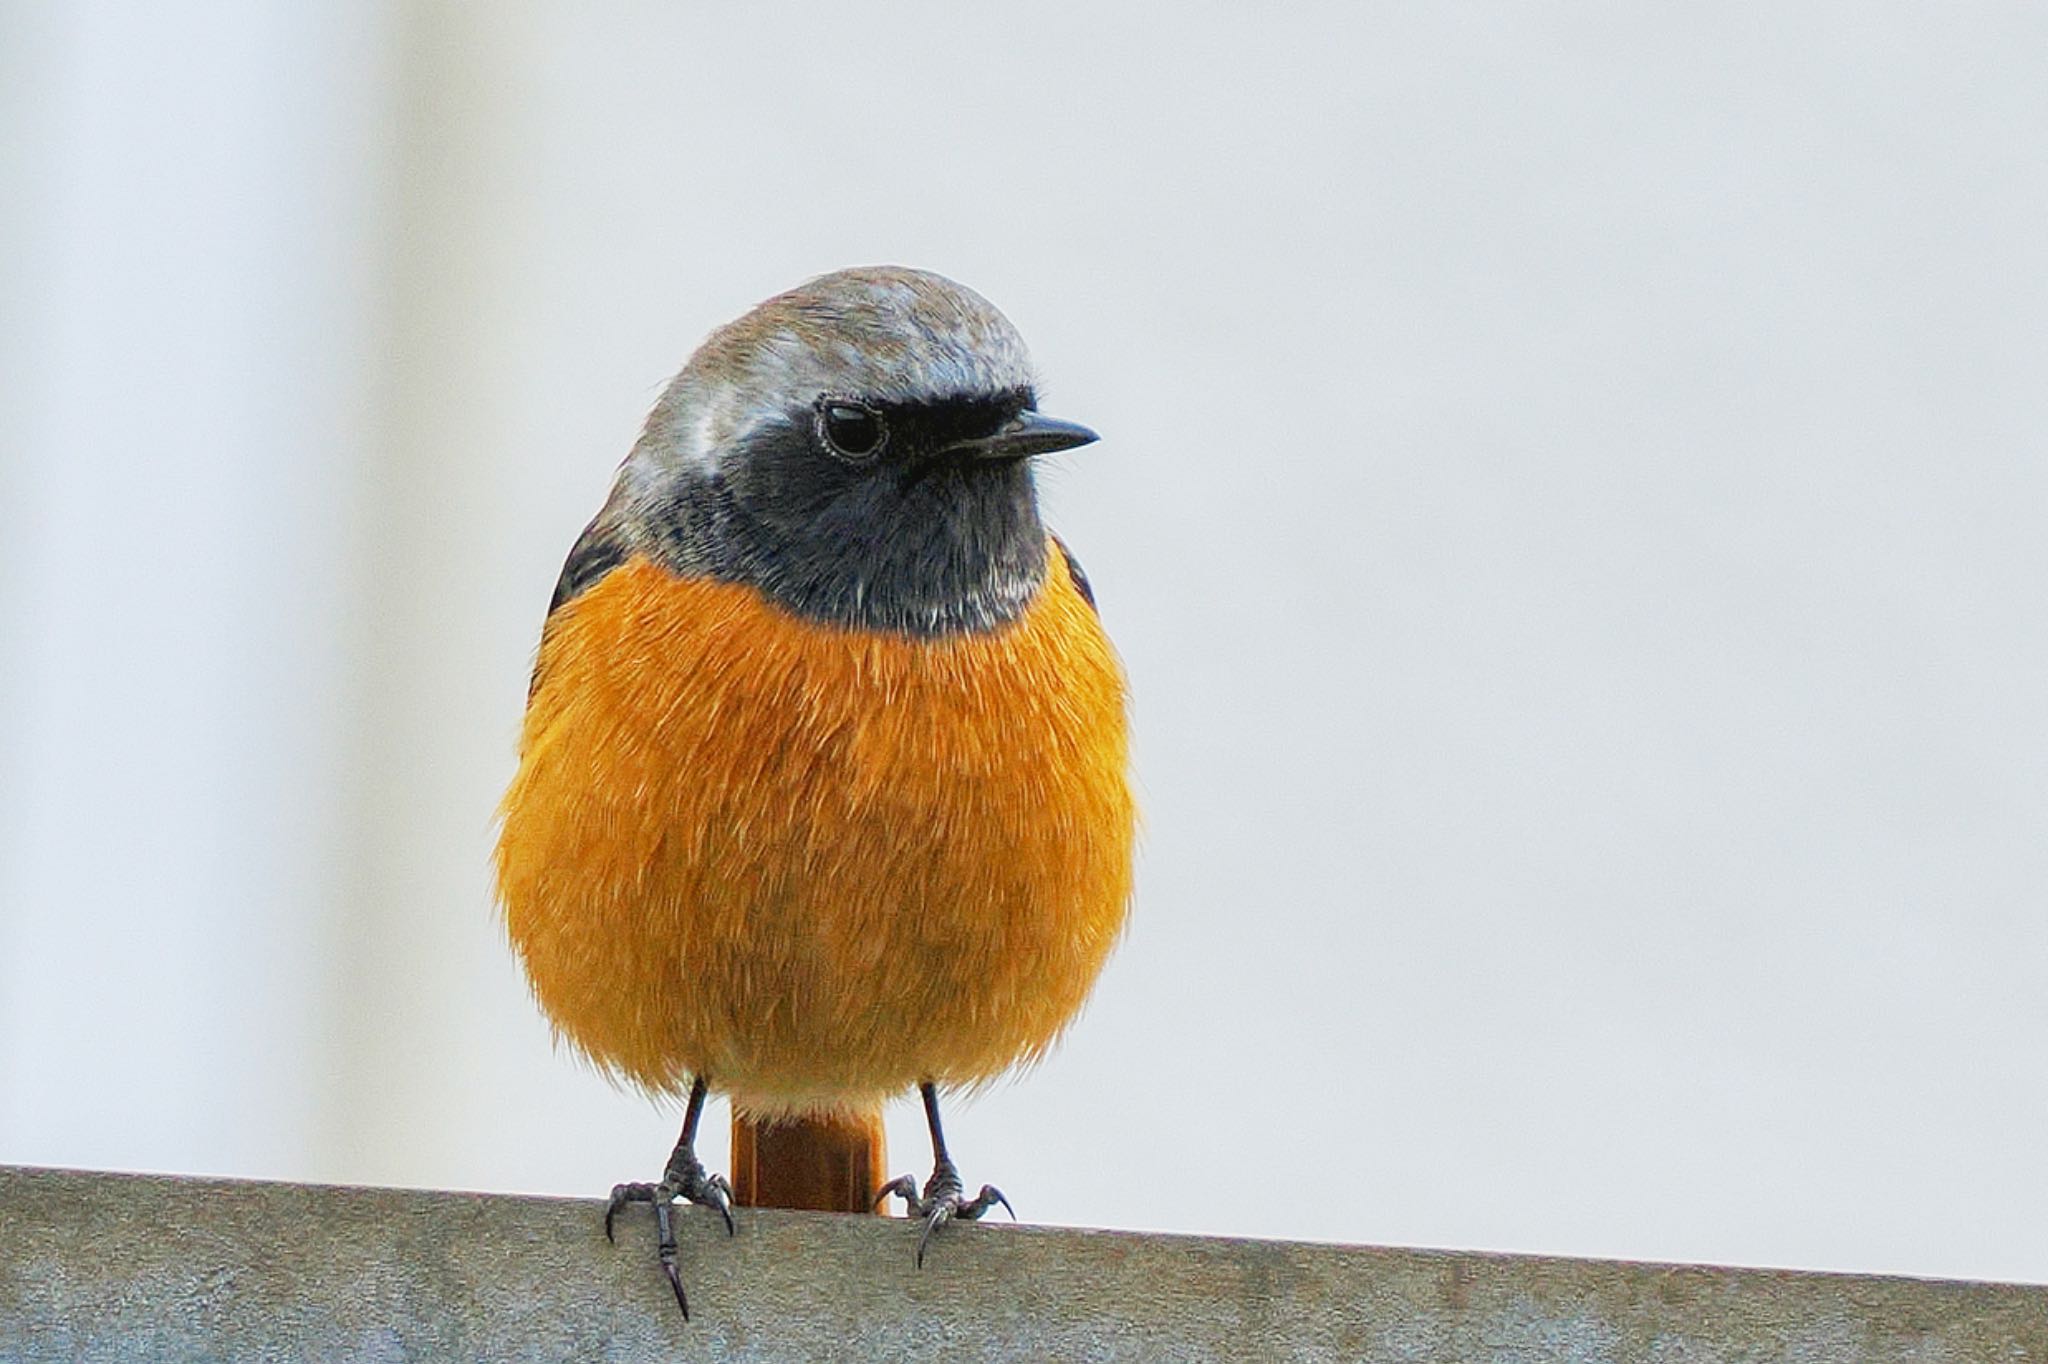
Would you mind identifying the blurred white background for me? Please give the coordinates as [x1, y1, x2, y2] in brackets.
[4, 3, 2046, 1284]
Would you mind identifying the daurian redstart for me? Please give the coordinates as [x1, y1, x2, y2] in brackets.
[495, 267, 1135, 1315]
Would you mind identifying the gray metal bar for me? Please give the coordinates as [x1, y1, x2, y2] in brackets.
[2, 1164, 2042, 1362]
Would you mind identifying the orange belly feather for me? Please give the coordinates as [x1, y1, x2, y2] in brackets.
[495, 544, 1133, 1118]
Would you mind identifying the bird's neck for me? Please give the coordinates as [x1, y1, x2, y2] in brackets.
[647, 465, 1051, 639]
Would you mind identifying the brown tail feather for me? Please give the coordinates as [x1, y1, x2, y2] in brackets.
[731, 1110, 887, 1213]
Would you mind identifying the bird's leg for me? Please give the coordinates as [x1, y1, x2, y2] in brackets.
[874, 1081, 1013, 1266]
[604, 1075, 735, 1319]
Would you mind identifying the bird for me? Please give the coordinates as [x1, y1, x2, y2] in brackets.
[494, 266, 1135, 1317]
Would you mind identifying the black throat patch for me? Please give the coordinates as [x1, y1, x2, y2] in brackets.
[640, 392, 1052, 637]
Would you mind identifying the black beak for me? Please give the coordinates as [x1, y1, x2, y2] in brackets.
[956, 410, 1100, 462]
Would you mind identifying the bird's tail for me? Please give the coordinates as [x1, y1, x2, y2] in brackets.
[732, 1108, 887, 1213]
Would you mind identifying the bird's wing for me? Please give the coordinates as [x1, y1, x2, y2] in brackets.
[548, 513, 630, 617]
[1051, 532, 1097, 613]
[527, 513, 630, 698]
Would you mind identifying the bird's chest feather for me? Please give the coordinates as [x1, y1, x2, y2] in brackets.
[497, 549, 1133, 1101]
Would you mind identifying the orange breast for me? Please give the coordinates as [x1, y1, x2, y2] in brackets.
[494, 545, 1134, 1117]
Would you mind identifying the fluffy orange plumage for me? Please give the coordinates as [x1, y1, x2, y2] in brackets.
[495, 543, 1133, 1119]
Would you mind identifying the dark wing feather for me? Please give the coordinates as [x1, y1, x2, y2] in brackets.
[1051, 532, 1097, 613]
[529, 515, 628, 697]
[548, 514, 628, 617]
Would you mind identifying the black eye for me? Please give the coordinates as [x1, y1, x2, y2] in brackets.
[815, 398, 887, 461]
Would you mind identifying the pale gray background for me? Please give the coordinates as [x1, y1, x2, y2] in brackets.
[4, 4, 2045, 1284]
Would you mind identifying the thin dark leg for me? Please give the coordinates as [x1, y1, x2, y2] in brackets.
[874, 1081, 1013, 1266]
[922, 1083, 951, 1166]
[604, 1075, 735, 1320]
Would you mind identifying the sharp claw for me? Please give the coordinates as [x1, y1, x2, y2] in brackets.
[603, 1163, 732, 1320]
[652, 1199, 689, 1320]
[914, 1204, 951, 1269]
[885, 1164, 1013, 1266]
[967, 1185, 1014, 1222]
[873, 1175, 917, 1212]
[706, 1176, 737, 1237]
[612, 1081, 724, 1322]
[663, 1259, 690, 1321]
[605, 1181, 649, 1245]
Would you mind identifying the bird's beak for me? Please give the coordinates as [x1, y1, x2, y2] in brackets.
[955, 410, 1100, 462]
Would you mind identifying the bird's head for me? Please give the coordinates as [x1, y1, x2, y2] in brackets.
[612, 267, 1097, 636]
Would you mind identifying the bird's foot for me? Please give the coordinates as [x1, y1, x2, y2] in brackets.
[875, 1158, 1013, 1266]
[604, 1146, 735, 1320]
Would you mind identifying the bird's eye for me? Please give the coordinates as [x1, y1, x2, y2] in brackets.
[815, 398, 887, 461]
